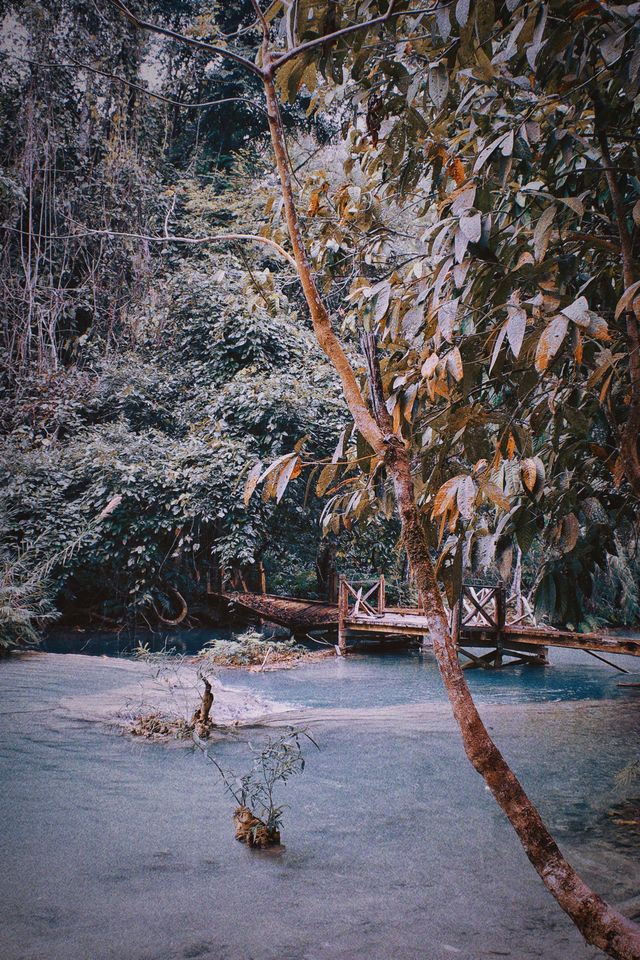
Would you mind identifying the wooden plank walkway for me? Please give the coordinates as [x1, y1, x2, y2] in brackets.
[211, 591, 338, 630]
[212, 578, 640, 667]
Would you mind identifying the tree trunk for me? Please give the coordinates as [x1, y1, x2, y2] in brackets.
[263, 56, 640, 960]
[385, 439, 640, 960]
[105, 7, 640, 955]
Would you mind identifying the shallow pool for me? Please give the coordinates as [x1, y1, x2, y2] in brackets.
[0, 649, 638, 960]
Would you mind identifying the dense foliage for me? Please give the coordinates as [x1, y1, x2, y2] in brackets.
[2, 0, 640, 634]
[0, 1, 357, 628]
[245, 0, 640, 627]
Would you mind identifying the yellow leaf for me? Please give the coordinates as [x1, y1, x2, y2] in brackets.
[432, 477, 460, 517]
[438, 509, 447, 545]
[482, 482, 510, 511]
[615, 279, 640, 320]
[421, 353, 440, 379]
[574, 328, 583, 364]
[316, 463, 338, 497]
[535, 314, 569, 373]
[434, 376, 450, 399]
[559, 513, 580, 553]
[307, 190, 321, 217]
[276, 456, 299, 503]
[599, 370, 613, 403]
[506, 432, 517, 459]
[446, 346, 464, 382]
[449, 156, 465, 186]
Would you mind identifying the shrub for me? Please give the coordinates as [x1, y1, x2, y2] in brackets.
[197, 629, 304, 667]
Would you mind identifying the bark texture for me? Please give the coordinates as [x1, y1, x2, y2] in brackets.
[262, 66, 382, 453]
[386, 440, 640, 960]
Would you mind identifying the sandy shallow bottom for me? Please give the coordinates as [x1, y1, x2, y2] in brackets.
[0, 651, 639, 960]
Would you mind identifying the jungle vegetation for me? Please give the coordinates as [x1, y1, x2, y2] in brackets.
[2, 1, 639, 637]
[2, 1, 640, 955]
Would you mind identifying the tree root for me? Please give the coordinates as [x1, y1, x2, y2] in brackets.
[153, 586, 188, 625]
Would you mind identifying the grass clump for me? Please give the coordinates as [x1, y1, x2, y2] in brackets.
[197, 629, 305, 668]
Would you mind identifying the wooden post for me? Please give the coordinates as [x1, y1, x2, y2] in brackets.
[337, 575, 347, 655]
[378, 574, 385, 613]
[258, 561, 267, 595]
[494, 582, 506, 667]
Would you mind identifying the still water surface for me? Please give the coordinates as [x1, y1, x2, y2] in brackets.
[0, 638, 638, 960]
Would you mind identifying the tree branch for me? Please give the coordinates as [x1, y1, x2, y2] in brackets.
[266, 3, 439, 74]
[2, 52, 267, 113]
[269, 0, 401, 73]
[4, 226, 297, 268]
[261, 61, 383, 449]
[107, 0, 264, 77]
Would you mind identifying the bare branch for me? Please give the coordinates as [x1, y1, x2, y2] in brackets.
[108, 0, 265, 77]
[269, 1, 434, 74]
[1, 52, 267, 113]
[250, 0, 270, 36]
[4, 226, 297, 268]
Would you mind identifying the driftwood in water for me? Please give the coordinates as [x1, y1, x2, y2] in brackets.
[212, 590, 339, 630]
[191, 677, 214, 738]
[233, 805, 280, 848]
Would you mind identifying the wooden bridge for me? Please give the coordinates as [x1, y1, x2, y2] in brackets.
[213, 576, 640, 668]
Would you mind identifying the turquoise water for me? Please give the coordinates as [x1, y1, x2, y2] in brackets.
[218, 645, 640, 708]
[0, 647, 638, 960]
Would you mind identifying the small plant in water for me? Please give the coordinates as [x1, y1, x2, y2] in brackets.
[202, 727, 317, 848]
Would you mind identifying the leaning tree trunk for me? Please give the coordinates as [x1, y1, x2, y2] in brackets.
[386, 440, 640, 960]
[104, 4, 640, 955]
[262, 55, 640, 960]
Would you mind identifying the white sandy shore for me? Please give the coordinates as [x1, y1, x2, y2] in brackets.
[11, 651, 629, 739]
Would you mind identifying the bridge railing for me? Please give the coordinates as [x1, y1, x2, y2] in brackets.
[339, 575, 386, 618]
